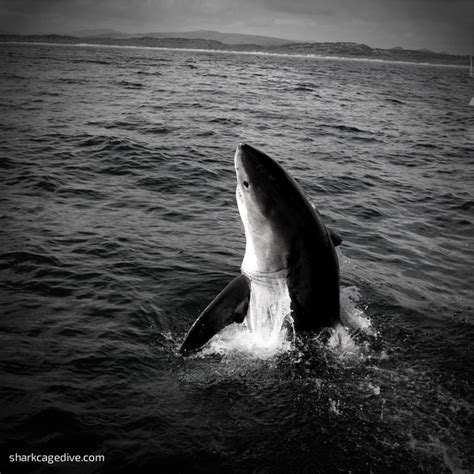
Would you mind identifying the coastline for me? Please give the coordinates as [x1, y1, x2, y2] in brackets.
[0, 34, 468, 67]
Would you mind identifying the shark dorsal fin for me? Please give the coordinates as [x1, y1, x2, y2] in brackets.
[328, 227, 342, 247]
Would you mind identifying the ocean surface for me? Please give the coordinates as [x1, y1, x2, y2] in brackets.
[0, 42, 473, 473]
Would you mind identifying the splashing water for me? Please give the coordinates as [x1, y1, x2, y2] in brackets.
[202, 268, 294, 358]
[200, 324, 294, 360]
[337, 248, 373, 334]
[244, 268, 294, 345]
[202, 270, 373, 359]
[340, 286, 373, 333]
[327, 286, 375, 360]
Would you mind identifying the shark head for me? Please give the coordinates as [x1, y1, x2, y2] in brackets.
[234, 143, 313, 275]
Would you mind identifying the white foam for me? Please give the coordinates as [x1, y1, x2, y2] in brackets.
[195, 243, 374, 359]
[340, 286, 373, 333]
[324, 284, 375, 360]
[200, 323, 294, 360]
[244, 268, 293, 342]
[200, 269, 294, 359]
[199, 281, 375, 359]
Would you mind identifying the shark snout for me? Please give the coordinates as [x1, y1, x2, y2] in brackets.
[234, 142, 275, 187]
[234, 143, 251, 187]
[235, 142, 261, 176]
[234, 142, 247, 170]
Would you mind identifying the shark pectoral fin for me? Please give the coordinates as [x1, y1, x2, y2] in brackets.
[180, 274, 250, 354]
[328, 227, 343, 247]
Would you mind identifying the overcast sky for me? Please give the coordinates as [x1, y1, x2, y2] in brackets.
[0, 0, 472, 54]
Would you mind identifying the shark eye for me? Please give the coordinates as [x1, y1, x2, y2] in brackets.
[243, 181, 249, 188]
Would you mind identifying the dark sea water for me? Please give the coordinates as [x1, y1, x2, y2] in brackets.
[0, 43, 473, 473]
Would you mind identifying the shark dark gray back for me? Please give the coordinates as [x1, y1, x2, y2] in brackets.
[180, 143, 341, 354]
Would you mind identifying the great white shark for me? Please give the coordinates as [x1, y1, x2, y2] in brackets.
[180, 143, 342, 353]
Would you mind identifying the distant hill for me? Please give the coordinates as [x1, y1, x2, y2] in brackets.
[0, 33, 468, 66]
[135, 30, 295, 46]
[73, 28, 131, 38]
[72, 29, 294, 47]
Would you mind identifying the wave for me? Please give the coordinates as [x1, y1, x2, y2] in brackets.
[77, 134, 151, 153]
[115, 80, 144, 89]
[0, 251, 61, 268]
[70, 58, 111, 65]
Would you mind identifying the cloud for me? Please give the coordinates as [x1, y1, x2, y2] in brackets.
[255, 0, 473, 52]
[0, 0, 262, 33]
